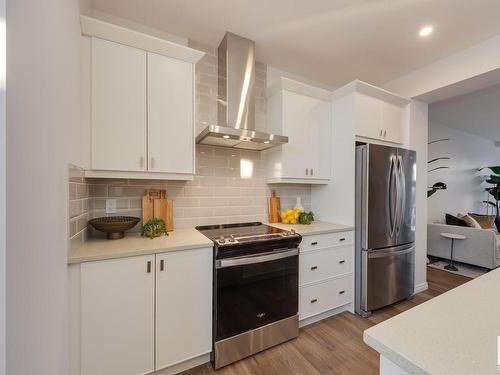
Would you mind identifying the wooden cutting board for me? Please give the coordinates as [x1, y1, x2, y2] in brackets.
[267, 190, 281, 223]
[142, 189, 174, 232]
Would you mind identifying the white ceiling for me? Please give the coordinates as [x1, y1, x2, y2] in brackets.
[429, 84, 500, 142]
[89, 0, 500, 88]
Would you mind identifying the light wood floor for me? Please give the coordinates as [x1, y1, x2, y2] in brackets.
[182, 267, 471, 375]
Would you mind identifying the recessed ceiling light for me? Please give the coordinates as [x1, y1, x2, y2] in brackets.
[419, 26, 433, 37]
[222, 135, 230, 139]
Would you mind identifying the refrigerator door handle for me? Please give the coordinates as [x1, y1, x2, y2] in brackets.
[396, 155, 406, 237]
[367, 246, 414, 258]
[393, 156, 401, 238]
[389, 156, 397, 238]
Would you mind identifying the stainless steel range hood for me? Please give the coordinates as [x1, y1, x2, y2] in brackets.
[196, 32, 288, 151]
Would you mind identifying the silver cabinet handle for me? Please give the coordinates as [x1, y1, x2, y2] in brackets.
[305, 168, 309, 176]
[146, 261, 151, 273]
[379, 129, 383, 136]
[384, 130, 387, 137]
[150, 157, 155, 169]
[311, 168, 314, 176]
[160, 259, 164, 271]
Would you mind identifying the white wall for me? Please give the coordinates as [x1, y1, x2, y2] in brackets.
[0, 0, 5, 373]
[427, 122, 500, 223]
[409, 101, 429, 291]
[6, 0, 82, 374]
[384, 33, 500, 100]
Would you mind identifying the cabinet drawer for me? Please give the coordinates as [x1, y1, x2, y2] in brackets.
[300, 231, 353, 252]
[299, 246, 353, 286]
[299, 274, 353, 320]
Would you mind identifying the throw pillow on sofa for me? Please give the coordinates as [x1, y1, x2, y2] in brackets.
[445, 213, 468, 227]
[468, 213, 498, 233]
[457, 213, 482, 229]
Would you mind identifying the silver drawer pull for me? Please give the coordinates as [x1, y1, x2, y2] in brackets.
[311, 241, 318, 246]
[310, 299, 318, 303]
[310, 266, 318, 270]
[339, 290, 345, 295]
[339, 260, 345, 264]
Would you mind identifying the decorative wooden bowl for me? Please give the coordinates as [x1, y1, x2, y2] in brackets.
[89, 216, 140, 240]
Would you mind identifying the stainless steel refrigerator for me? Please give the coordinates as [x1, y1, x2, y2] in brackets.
[355, 144, 416, 317]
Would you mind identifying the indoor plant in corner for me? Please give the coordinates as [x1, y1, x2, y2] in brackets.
[480, 166, 500, 231]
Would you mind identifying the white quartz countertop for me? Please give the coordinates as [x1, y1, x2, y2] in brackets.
[363, 268, 500, 375]
[68, 228, 213, 264]
[268, 221, 354, 235]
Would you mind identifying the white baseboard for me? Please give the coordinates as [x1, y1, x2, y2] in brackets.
[414, 282, 428, 294]
[153, 353, 210, 375]
[299, 303, 352, 328]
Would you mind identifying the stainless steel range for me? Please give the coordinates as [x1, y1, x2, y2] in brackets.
[196, 222, 302, 369]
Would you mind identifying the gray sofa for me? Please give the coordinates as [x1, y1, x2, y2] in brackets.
[427, 223, 500, 270]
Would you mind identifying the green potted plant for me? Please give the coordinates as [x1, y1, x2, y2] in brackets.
[142, 218, 168, 239]
[479, 166, 500, 231]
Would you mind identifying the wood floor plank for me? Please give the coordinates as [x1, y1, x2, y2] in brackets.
[181, 267, 470, 375]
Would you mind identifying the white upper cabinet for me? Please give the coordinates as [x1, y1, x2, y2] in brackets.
[333, 80, 410, 145]
[266, 78, 332, 184]
[91, 38, 147, 172]
[148, 52, 194, 174]
[81, 17, 204, 180]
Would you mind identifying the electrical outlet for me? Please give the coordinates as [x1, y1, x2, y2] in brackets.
[106, 199, 117, 214]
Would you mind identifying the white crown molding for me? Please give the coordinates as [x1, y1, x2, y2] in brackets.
[266, 77, 333, 101]
[80, 15, 205, 64]
[332, 80, 410, 107]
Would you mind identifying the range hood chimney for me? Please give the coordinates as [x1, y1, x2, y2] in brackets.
[196, 32, 288, 150]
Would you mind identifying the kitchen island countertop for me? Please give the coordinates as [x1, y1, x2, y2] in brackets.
[364, 267, 500, 374]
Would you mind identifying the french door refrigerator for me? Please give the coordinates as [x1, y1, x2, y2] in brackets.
[355, 144, 416, 317]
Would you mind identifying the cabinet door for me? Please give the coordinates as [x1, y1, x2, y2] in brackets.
[281, 91, 311, 178]
[81, 256, 155, 375]
[354, 93, 382, 140]
[155, 248, 212, 370]
[91, 38, 147, 171]
[308, 98, 331, 180]
[381, 101, 405, 144]
[148, 52, 194, 174]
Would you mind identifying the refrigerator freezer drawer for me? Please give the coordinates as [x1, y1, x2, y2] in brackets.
[361, 245, 415, 312]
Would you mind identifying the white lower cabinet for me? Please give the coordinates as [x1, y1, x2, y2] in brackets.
[299, 274, 353, 320]
[155, 249, 212, 370]
[80, 248, 212, 375]
[298, 231, 354, 322]
[81, 255, 155, 375]
[299, 245, 353, 286]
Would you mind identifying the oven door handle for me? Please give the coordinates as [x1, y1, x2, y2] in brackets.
[216, 248, 299, 268]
